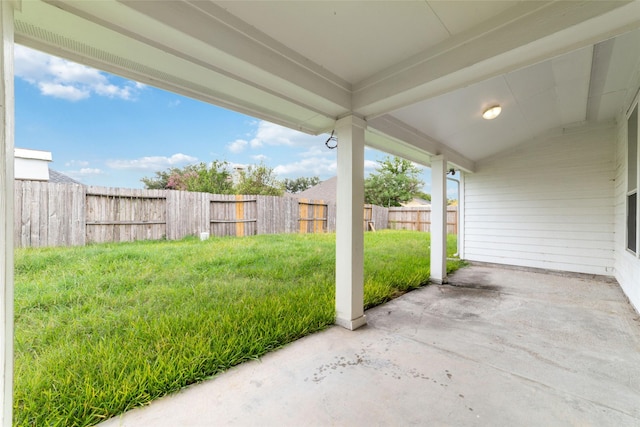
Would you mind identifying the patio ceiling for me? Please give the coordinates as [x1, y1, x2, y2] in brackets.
[13, 0, 640, 170]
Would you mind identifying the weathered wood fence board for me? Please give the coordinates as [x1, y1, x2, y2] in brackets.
[166, 190, 209, 240]
[85, 186, 166, 244]
[388, 206, 458, 234]
[298, 199, 328, 234]
[14, 181, 85, 247]
[209, 195, 258, 237]
[14, 181, 458, 248]
[370, 205, 389, 231]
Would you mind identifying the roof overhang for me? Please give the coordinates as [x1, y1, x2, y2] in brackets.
[13, 1, 640, 171]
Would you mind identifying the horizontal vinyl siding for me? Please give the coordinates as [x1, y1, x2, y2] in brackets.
[464, 125, 615, 275]
[614, 105, 640, 313]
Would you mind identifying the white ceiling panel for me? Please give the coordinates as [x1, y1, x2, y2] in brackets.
[388, 73, 541, 161]
[594, 92, 628, 122]
[445, 107, 534, 160]
[588, 29, 640, 121]
[552, 47, 592, 124]
[427, 1, 521, 36]
[215, 1, 450, 83]
[504, 62, 555, 101]
[517, 89, 561, 132]
[601, 30, 640, 94]
[389, 44, 599, 162]
[390, 74, 514, 140]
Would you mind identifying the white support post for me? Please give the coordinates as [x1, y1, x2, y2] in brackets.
[0, 2, 14, 426]
[458, 171, 465, 259]
[335, 115, 367, 330]
[430, 155, 448, 284]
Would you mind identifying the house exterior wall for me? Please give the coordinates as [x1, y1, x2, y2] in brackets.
[14, 148, 51, 181]
[463, 125, 616, 276]
[614, 101, 640, 313]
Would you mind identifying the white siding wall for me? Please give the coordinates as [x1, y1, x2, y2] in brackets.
[614, 107, 640, 312]
[464, 125, 616, 275]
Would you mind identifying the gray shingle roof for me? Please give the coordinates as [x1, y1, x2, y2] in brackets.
[294, 176, 337, 202]
[48, 168, 83, 185]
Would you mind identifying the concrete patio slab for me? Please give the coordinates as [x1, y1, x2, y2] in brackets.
[100, 264, 640, 426]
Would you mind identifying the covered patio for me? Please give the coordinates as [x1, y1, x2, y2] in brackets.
[2, 1, 640, 424]
[100, 264, 640, 426]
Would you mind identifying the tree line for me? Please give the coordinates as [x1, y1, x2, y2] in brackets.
[141, 156, 430, 206]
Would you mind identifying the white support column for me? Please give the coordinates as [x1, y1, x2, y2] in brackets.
[430, 155, 448, 284]
[335, 115, 367, 330]
[0, 2, 14, 426]
[458, 171, 465, 259]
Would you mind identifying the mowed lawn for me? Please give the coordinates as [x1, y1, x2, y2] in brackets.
[14, 230, 464, 426]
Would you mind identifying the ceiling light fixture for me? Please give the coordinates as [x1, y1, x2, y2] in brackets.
[482, 105, 502, 120]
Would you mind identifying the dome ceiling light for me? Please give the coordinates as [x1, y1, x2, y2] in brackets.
[482, 105, 502, 120]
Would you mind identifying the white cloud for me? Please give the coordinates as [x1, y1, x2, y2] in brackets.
[106, 153, 198, 171]
[94, 82, 136, 99]
[14, 45, 143, 101]
[62, 168, 104, 181]
[252, 154, 269, 162]
[274, 157, 337, 177]
[227, 120, 325, 152]
[78, 168, 103, 175]
[364, 160, 378, 171]
[299, 145, 326, 158]
[64, 160, 90, 168]
[228, 139, 249, 154]
[274, 158, 379, 179]
[38, 82, 90, 101]
[255, 121, 325, 147]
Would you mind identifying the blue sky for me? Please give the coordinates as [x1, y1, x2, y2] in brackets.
[15, 44, 441, 195]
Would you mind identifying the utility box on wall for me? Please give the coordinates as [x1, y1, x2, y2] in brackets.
[14, 148, 52, 181]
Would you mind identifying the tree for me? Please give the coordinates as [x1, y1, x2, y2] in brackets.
[283, 176, 321, 194]
[415, 191, 431, 202]
[364, 156, 424, 207]
[141, 161, 234, 194]
[141, 169, 173, 189]
[234, 163, 285, 196]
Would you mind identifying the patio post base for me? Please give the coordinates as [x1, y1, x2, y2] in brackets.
[335, 315, 367, 331]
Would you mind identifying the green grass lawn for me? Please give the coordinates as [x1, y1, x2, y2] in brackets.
[14, 230, 464, 426]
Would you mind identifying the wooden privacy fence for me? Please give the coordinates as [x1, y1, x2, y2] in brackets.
[14, 181, 390, 248]
[14, 181, 454, 248]
[388, 206, 458, 234]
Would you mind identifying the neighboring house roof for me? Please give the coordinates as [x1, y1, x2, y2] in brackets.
[294, 176, 337, 203]
[48, 168, 83, 185]
[400, 198, 431, 207]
